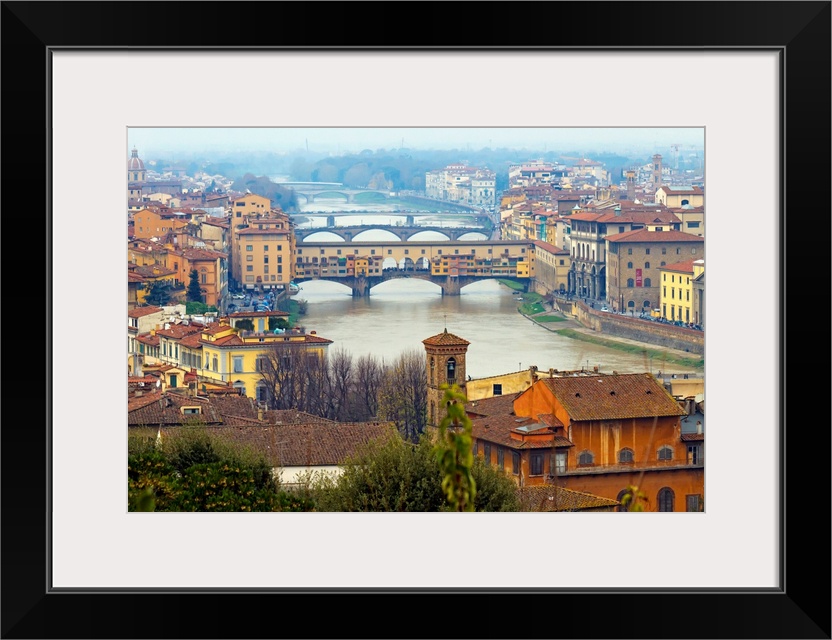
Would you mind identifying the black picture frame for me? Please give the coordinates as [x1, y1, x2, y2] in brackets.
[3, 2, 829, 638]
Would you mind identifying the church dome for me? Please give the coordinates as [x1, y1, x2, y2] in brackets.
[128, 147, 145, 172]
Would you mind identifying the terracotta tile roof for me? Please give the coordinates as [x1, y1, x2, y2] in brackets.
[657, 186, 703, 195]
[128, 272, 146, 283]
[422, 329, 471, 347]
[265, 410, 338, 425]
[532, 240, 569, 254]
[536, 413, 564, 427]
[229, 311, 290, 318]
[465, 393, 519, 417]
[179, 332, 204, 348]
[541, 373, 685, 421]
[517, 485, 620, 512]
[661, 259, 696, 273]
[568, 212, 602, 222]
[193, 421, 399, 467]
[604, 229, 705, 243]
[128, 393, 223, 426]
[596, 210, 680, 224]
[181, 248, 227, 260]
[156, 324, 204, 340]
[137, 333, 160, 346]
[235, 228, 291, 236]
[680, 433, 704, 442]
[128, 306, 163, 318]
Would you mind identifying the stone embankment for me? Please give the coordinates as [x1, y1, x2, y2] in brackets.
[519, 297, 704, 364]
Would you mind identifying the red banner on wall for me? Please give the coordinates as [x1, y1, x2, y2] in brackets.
[635, 268, 642, 287]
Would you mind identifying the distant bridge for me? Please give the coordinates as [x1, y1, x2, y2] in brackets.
[295, 225, 489, 243]
[294, 239, 533, 296]
[278, 182, 392, 204]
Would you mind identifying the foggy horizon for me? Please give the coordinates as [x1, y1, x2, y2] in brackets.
[127, 127, 704, 160]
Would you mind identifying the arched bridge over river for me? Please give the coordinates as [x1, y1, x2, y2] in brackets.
[294, 240, 533, 296]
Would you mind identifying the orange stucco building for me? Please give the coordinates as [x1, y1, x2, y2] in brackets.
[467, 371, 704, 512]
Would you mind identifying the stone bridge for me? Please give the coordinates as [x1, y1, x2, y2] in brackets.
[295, 225, 489, 243]
[297, 270, 529, 297]
[293, 239, 534, 297]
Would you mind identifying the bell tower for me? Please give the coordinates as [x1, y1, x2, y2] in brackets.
[651, 154, 663, 187]
[422, 329, 470, 429]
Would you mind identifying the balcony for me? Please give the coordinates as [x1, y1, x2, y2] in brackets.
[553, 457, 704, 478]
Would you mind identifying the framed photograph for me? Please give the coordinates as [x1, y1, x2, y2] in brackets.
[4, 1, 829, 638]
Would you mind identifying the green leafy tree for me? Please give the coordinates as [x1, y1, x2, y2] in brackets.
[235, 319, 254, 331]
[186, 269, 203, 302]
[185, 301, 218, 315]
[127, 425, 314, 512]
[269, 316, 289, 332]
[300, 429, 519, 512]
[433, 385, 476, 512]
[144, 280, 172, 306]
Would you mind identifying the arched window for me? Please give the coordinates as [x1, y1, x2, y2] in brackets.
[658, 487, 675, 512]
[618, 448, 634, 463]
[643, 300, 651, 307]
[446, 357, 456, 384]
[627, 261, 633, 269]
[627, 278, 634, 287]
[617, 489, 631, 512]
[430, 400, 436, 425]
[658, 446, 673, 461]
[430, 357, 435, 385]
[627, 300, 635, 308]
[660, 261, 666, 267]
[644, 262, 650, 269]
[644, 278, 651, 287]
[578, 450, 594, 466]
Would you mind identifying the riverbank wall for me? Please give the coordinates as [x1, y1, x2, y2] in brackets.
[552, 298, 704, 356]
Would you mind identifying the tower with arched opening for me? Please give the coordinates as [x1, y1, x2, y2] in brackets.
[422, 329, 470, 429]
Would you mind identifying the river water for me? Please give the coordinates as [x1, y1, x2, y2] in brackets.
[289, 197, 694, 379]
[295, 278, 681, 379]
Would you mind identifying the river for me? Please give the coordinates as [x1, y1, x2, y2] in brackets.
[287, 197, 694, 378]
[294, 278, 688, 379]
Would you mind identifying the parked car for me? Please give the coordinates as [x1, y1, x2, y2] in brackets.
[599, 306, 609, 312]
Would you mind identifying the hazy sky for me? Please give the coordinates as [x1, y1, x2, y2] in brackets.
[127, 127, 703, 158]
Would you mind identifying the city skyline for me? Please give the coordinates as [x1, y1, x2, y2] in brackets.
[127, 126, 705, 159]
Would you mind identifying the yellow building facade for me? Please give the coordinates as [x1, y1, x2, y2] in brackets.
[231, 207, 296, 291]
[659, 260, 696, 323]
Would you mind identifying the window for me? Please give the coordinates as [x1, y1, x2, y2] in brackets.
[255, 357, 267, 372]
[553, 451, 567, 475]
[627, 247, 632, 255]
[687, 444, 703, 466]
[661, 247, 667, 255]
[645, 248, 650, 255]
[446, 357, 456, 384]
[246, 245, 253, 251]
[264, 256, 269, 264]
[661, 261, 666, 267]
[686, 494, 702, 512]
[497, 448, 504, 469]
[511, 451, 520, 475]
[616, 489, 631, 512]
[644, 262, 650, 269]
[658, 446, 673, 461]
[687, 221, 701, 229]
[530, 453, 544, 476]
[628, 300, 635, 308]
[232, 356, 243, 373]
[492, 383, 502, 396]
[627, 278, 634, 287]
[246, 255, 253, 262]
[644, 278, 651, 287]
[182, 407, 200, 415]
[201, 273, 206, 284]
[618, 448, 634, 463]
[483, 443, 491, 465]
[246, 265, 253, 272]
[627, 261, 633, 269]
[212, 356, 218, 372]
[676, 247, 681, 254]
[619, 226, 625, 233]
[429, 356, 435, 385]
[658, 487, 675, 512]
[578, 450, 594, 466]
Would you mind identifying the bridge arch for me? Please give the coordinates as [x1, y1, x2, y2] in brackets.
[302, 231, 347, 242]
[352, 229, 402, 242]
[408, 230, 452, 242]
